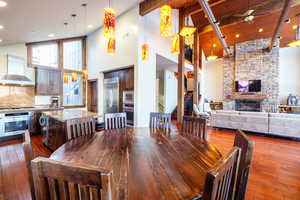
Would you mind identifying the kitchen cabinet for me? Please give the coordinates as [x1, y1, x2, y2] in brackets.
[28, 112, 42, 135]
[36, 68, 61, 95]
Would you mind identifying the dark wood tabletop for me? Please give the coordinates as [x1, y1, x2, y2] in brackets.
[50, 128, 223, 200]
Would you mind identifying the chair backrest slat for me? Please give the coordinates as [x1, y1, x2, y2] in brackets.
[22, 130, 36, 200]
[31, 157, 114, 200]
[149, 112, 171, 130]
[105, 113, 127, 130]
[66, 117, 96, 141]
[202, 147, 241, 200]
[234, 130, 254, 200]
[182, 116, 207, 140]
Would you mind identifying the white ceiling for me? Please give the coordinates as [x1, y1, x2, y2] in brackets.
[0, 0, 142, 46]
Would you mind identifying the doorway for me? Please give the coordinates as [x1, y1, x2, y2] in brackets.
[87, 79, 98, 113]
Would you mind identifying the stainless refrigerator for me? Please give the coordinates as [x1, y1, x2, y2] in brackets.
[103, 77, 119, 114]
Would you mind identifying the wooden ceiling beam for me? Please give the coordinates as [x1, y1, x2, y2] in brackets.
[183, 0, 226, 16]
[139, 0, 172, 16]
[198, 0, 300, 35]
[268, 0, 293, 51]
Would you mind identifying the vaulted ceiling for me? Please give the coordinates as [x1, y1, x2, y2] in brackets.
[163, 0, 300, 58]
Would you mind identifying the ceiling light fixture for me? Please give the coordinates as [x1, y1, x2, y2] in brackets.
[235, 34, 240, 38]
[288, 15, 300, 47]
[0, 39, 2, 42]
[88, 24, 93, 28]
[258, 28, 263, 32]
[207, 33, 218, 61]
[48, 33, 55, 37]
[0, 1, 7, 7]
[0, 25, 4, 29]
[213, 43, 217, 48]
[292, 24, 298, 30]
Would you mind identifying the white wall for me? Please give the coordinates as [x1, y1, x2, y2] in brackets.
[202, 59, 224, 102]
[279, 47, 300, 103]
[164, 70, 177, 113]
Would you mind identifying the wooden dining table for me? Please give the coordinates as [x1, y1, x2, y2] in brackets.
[50, 128, 223, 200]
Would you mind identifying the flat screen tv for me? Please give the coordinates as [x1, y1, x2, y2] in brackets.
[235, 80, 261, 93]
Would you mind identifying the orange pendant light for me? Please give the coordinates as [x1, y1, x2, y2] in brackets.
[107, 38, 116, 55]
[185, 34, 194, 48]
[103, 8, 116, 39]
[72, 72, 77, 82]
[63, 74, 69, 84]
[160, 5, 172, 37]
[141, 44, 149, 61]
[82, 70, 88, 80]
[171, 34, 180, 55]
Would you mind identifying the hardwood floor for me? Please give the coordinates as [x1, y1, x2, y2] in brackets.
[0, 129, 300, 200]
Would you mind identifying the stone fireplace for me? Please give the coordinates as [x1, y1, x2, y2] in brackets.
[223, 39, 280, 111]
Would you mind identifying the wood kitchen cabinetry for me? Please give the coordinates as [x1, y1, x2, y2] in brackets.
[36, 68, 62, 95]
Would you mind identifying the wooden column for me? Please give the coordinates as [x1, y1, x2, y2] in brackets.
[193, 30, 200, 106]
[177, 9, 185, 123]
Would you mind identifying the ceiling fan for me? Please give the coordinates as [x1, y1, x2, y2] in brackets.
[233, 9, 256, 23]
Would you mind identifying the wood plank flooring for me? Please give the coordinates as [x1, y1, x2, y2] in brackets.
[0, 128, 300, 200]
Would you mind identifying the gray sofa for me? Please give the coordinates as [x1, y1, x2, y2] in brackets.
[211, 110, 300, 139]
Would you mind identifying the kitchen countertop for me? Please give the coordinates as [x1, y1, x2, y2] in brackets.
[0, 106, 64, 114]
[42, 110, 99, 122]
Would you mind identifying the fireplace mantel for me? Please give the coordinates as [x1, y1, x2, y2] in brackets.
[227, 94, 267, 100]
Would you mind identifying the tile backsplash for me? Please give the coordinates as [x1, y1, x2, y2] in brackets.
[0, 86, 35, 106]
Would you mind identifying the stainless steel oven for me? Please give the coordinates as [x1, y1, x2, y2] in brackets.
[123, 90, 134, 125]
[123, 90, 134, 104]
[0, 112, 32, 138]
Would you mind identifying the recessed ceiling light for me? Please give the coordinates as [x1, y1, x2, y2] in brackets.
[0, 39, 2, 42]
[213, 43, 217, 48]
[258, 28, 263, 33]
[0, 1, 7, 7]
[48, 33, 55, 37]
[235, 34, 240, 38]
[293, 25, 298, 30]
[0, 25, 4, 29]
[87, 24, 93, 28]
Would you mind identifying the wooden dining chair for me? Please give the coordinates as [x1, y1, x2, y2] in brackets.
[66, 117, 96, 140]
[182, 116, 207, 140]
[193, 147, 241, 200]
[234, 130, 254, 200]
[31, 157, 114, 200]
[22, 130, 36, 200]
[149, 112, 171, 130]
[104, 112, 127, 130]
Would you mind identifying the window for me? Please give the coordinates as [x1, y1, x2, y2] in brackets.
[27, 37, 86, 108]
[63, 40, 83, 71]
[32, 43, 58, 67]
[63, 74, 83, 106]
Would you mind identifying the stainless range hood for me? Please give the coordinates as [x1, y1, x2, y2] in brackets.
[0, 74, 35, 86]
[0, 55, 35, 86]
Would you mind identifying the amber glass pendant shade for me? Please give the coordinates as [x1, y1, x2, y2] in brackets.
[71, 73, 77, 82]
[171, 34, 180, 55]
[107, 38, 116, 55]
[160, 5, 172, 37]
[185, 34, 194, 48]
[63, 75, 69, 84]
[207, 55, 218, 61]
[180, 26, 197, 37]
[82, 70, 88, 80]
[103, 8, 116, 39]
[141, 44, 149, 61]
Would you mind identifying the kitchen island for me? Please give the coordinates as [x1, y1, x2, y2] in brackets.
[41, 110, 99, 151]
